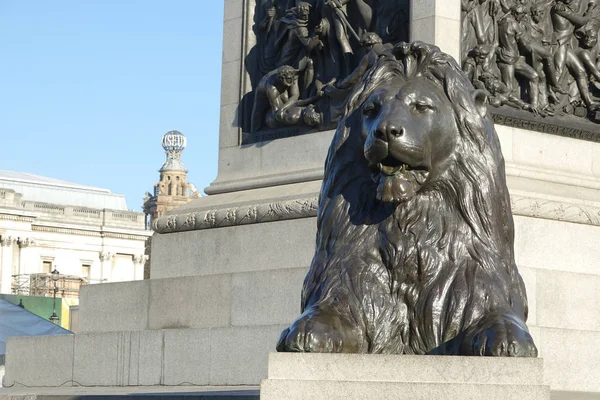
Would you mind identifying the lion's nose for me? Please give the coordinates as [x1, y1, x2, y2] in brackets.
[375, 122, 404, 142]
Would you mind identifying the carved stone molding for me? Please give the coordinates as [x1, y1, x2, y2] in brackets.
[0, 236, 15, 247]
[152, 197, 319, 234]
[492, 108, 600, 143]
[99, 251, 114, 262]
[151, 193, 600, 234]
[18, 238, 35, 248]
[510, 193, 600, 226]
[133, 255, 149, 265]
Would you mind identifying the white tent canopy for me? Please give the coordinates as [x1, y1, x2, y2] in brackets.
[0, 298, 71, 362]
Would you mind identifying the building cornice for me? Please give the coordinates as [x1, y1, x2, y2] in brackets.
[103, 232, 151, 241]
[32, 225, 102, 237]
[31, 225, 151, 241]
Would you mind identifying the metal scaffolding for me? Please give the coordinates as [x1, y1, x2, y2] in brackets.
[11, 273, 88, 299]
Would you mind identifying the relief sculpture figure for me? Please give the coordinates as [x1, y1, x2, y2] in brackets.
[278, 42, 537, 357]
[574, 19, 600, 82]
[521, 2, 562, 111]
[274, 2, 323, 95]
[251, 65, 322, 132]
[497, 6, 541, 110]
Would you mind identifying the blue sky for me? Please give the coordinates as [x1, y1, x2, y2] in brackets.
[0, 1, 224, 211]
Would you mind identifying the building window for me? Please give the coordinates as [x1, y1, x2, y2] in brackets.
[81, 264, 91, 281]
[42, 260, 52, 273]
[113, 254, 135, 282]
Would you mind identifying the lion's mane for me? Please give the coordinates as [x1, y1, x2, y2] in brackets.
[301, 42, 529, 354]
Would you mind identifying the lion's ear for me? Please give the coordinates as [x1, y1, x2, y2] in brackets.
[472, 89, 488, 119]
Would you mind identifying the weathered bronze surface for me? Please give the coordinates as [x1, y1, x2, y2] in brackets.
[462, 0, 600, 124]
[277, 42, 538, 357]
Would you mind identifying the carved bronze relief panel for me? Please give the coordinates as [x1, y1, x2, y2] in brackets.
[241, 0, 600, 144]
[242, 0, 410, 143]
[461, 0, 600, 141]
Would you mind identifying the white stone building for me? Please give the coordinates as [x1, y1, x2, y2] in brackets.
[0, 170, 151, 297]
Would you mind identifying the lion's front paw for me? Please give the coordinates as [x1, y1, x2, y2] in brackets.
[466, 314, 538, 357]
[276, 308, 363, 353]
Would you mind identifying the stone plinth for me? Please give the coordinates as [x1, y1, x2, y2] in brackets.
[4, 326, 287, 388]
[260, 353, 551, 400]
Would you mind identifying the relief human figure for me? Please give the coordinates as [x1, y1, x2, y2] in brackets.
[574, 19, 600, 83]
[251, 65, 324, 132]
[324, 0, 356, 76]
[551, 0, 600, 110]
[480, 72, 543, 113]
[463, 44, 499, 85]
[332, 32, 392, 90]
[250, 65, 300, 132]
[275, 2, 324, 95]
[497, 5, 541, 108]
[520, 2, 565, 109]
[254, 0, 292, 80]
[462, 0, 500, 59]
[321, 0, 373, 76]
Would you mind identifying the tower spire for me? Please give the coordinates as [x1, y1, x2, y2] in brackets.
[143, 130, 194, 226]
[160, 130, 187, 172]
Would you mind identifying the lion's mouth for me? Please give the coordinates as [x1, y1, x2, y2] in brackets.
[376, 156, 428, 180]
[377, 156, 410, 176]
[371, 156, 429, 203]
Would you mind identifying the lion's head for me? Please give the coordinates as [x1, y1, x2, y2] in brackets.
[361, 74, 458, 203]
[319, 42, 513, 251]
[331, 42, 495, 199]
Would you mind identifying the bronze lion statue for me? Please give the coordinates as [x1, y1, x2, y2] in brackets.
[277, 42, 537, 357]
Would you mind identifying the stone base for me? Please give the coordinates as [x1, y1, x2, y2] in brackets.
[260, 353, 551, 400]
[3, 326, 286, 388]
[0, 386, 259, 399]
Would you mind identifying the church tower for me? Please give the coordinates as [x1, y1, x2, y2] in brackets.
[143, 130, 198, 226]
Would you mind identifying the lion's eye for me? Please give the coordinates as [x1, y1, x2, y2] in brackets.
[362, 101, 380, 118]
[414, 102, 433, 113]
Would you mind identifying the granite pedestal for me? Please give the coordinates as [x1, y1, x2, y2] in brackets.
[260, 353, 551, 400]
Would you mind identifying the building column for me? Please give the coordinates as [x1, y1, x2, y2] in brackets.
[410, 0, 461, 62]
[133, 255, 148, 281]
[18, 238, 35, 276]
[99, 251, 114, 282]
[0, 236, 16, 294]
